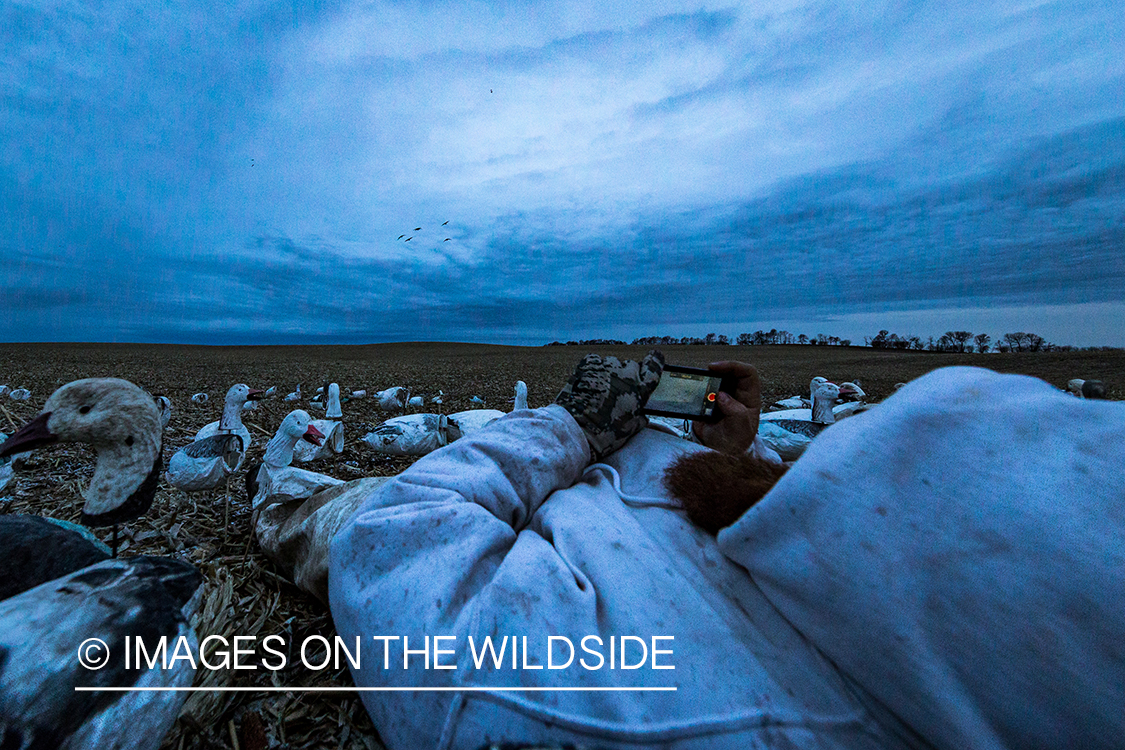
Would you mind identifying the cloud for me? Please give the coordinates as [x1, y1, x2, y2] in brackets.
[1, 0, 1123, 346]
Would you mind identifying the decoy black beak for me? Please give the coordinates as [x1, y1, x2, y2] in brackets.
[247, 389, 266, 401]
[0, 412, 59, 457]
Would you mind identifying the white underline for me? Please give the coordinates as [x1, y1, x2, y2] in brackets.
[75, 686, 677, 693]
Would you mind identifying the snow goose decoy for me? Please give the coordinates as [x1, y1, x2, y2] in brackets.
[468, 395, 485, 406]
[758, 381, 841, 461]
[0, 554, 202, 750]
[769, 376, 828, 412]
[154, 395, 173, 429]
[190, 392, 208, 404]
[293, 382, 345, 463]
[376, 386, 408, 412]
[165, 383, 263, 492]
[0, 385, 9, 398]
[349, 389, 367, 400]
[448, 381, 529, 436]
[407, 394, 424, 410]
[9, 388, 31, 402]
[0, 378, 164, 551]
[284, 384, 302, 402]
[362, 413, 463, 457]
[247, 409, 343, 510]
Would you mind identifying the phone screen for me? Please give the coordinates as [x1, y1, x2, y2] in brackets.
[645, 370, 722, 419]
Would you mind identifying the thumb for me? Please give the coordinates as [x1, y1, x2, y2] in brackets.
[715, 390, 748, 417]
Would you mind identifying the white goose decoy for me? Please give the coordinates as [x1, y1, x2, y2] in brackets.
[769, 376, 828, 412]
[407, 394, 424, 410]
[349, 389, 366, 400]
[154, 395, 173, 428]
[165, 384, 264, 492]
[0, 385, 10, 398]
[9, 388, 30, 402]
[293, 383, 345, 463]
[362, 413, 463, 457]
[468, 395, 485, 406]
[0, 379, 165, 544]
[190, 392, 208, 404]
[247, 410, 343, 510]
[758, 381, 841, 462]
[448, 381, 529, 436]
[284, 384, 302, 402]
[376, 386, 408, 412]
[0, 553, 202, 750]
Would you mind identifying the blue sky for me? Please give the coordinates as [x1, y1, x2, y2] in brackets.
[2, 0, 1123, 346]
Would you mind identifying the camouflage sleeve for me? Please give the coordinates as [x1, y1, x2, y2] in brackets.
[554, 350, 664, 461]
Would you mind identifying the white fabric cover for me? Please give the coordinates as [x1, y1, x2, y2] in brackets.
[720, 367, 1125, 750]
[330, 408, 910, 750]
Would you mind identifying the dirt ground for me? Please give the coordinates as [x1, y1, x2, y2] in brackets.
[0, 342, 1120, 749]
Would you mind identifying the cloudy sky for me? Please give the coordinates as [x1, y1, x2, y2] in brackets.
[3, 0, 1123, 346]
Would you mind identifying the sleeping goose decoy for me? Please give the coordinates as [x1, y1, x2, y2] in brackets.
[247, 410, 343, 509]
[468, 395, 485, 406]
[349, 389, 367, 400]
[448, 381, 528, 436]
[0, 554, 202, 750]
[294, 383, 345, 463]
[362, 413, 463, 457]
[758, 381, 841, 462]
[165, 384, 263, 492]
[407, 394, 424, 410]
[0, 378, 164, 550]
[9, 388, 30, 402]
[376, 386, 408, 412]
[190, 392, 208, 404]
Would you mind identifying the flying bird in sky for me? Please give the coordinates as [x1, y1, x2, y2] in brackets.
[397, 234, 404, 240]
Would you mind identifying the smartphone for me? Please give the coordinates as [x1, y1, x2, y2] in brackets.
[641, 365, 737, 423]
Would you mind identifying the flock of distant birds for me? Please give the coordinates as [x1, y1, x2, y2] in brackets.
[0, 370, 1110, 748]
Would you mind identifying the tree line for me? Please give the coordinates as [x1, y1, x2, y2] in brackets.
[545, 329, 1118, 352]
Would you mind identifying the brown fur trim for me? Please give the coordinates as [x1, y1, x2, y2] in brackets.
[663, 451, 788, 534]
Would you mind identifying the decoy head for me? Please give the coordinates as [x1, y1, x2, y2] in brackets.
[0, 378, 164, 527]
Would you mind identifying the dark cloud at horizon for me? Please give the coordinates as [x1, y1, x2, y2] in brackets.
[2, 1, 1123, 347]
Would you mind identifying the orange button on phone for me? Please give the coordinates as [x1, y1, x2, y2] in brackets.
[707, 392, 716, 402]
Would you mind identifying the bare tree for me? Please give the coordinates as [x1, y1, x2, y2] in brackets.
[974, 333, 991, 353]
[798, 334, 809, 345]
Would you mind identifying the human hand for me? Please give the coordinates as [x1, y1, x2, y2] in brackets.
[691, 361, 762, 455]
[555, 350, 665, 461]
